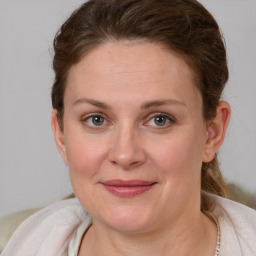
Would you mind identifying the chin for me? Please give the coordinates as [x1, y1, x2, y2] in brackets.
[97, 205, 159, 233]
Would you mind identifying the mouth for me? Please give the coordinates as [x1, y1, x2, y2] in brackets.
[100, 179, 157, 198]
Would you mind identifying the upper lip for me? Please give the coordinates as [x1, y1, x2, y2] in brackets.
[100, 179, 157, 186]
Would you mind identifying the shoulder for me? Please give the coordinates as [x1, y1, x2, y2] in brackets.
[0, 208, 41, 252]
[211, 194, 256, 256]
[1, 198, 90, 256]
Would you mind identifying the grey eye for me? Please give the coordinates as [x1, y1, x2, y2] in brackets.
[153, 116, 168, 126]
[147, 114, 173, 128]
[86, 115, 107, 126]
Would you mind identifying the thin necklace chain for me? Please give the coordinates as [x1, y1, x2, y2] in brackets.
[208, 212, 221, 256]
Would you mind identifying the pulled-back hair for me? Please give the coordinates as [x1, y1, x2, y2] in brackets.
[52, 0, 229, 211]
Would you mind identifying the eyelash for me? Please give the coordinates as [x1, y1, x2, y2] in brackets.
[81, 112, 175, 129]
[81, 113, 110, 129]
[144, 113, 175, 128]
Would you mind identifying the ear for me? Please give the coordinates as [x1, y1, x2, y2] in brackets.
[51, 110, 68, 165]
[202, 101, 231, 163]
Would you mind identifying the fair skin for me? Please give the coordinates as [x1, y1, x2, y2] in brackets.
[52, 41, 230, 256]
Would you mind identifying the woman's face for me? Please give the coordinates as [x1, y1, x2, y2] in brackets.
[54, 41, 213, 233]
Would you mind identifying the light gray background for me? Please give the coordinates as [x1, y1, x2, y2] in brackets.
[0, 0, 256, 218]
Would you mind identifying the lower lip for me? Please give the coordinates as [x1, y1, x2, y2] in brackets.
[102, 184, 155, 198]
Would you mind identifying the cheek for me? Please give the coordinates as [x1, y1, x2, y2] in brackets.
[66, 136, 108, 208]
[148, 129, 205, 182]
[64, 131, 108, 181]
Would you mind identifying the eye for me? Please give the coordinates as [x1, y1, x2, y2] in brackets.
[146, 114, 174, 127]
[83, 114, 108, 127]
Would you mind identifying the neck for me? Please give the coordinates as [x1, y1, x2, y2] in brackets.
[79, 211, 217, 256]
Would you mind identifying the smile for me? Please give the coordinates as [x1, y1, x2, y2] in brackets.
[100, 180, 157, 198]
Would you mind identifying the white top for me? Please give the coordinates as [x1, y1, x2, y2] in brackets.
[66, 213, 220, 256]
[68, 220, 91, 256]
[1, 195, 256, 256]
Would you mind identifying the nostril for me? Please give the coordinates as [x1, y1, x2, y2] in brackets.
[108, 134, 147, 168]
[130, 161, 141, 167]
[110, 159, 143, 169]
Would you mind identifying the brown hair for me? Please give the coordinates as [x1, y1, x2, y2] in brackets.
[52, 0, 229, 211]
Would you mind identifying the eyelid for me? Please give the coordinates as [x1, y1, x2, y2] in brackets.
[144, 112, 176, 127]
[81, 112, 106, 121]
[80, 112, 175, 129]
[81, 112, 111, 128]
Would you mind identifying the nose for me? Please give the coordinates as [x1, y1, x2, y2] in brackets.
[108, 125, 146, 169]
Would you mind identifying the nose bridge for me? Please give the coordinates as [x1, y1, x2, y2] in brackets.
[109, 121, 145, 168]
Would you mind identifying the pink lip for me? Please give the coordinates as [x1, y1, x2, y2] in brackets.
[100, 179, 157, 198]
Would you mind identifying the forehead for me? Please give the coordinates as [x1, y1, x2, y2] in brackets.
[65, 41, 201, 108]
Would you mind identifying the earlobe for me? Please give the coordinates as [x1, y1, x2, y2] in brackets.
[51, 110, 68, 165]
[202, 101, 231, 162]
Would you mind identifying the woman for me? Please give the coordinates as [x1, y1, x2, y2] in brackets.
[2, 0, 256, 255]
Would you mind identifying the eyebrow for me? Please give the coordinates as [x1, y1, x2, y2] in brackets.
[72, 98, 187, 109]
[73, 98, 111, 109]
[141, 99, 187, 109]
